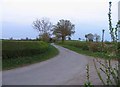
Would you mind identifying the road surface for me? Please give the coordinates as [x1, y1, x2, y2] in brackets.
[2, 44, 116, 85]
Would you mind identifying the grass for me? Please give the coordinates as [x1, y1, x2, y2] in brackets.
[3, 44, 59, 70]
[56, 41, 117, 60]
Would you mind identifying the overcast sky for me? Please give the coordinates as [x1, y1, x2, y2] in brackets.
[1, 0, 120, 40]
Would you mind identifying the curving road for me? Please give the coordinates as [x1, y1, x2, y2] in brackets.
[2, 44, 114, 85]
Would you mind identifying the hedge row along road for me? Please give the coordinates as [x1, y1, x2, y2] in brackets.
[2, 43, 117, 85]
[2, 41, 59, 70]
[2, 41, 48, 59]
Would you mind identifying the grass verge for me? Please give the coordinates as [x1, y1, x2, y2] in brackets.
[58, 44, 116, 60]
[3, 45, 59, 70]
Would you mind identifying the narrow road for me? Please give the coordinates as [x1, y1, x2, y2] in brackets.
[3, 44, 112, 85]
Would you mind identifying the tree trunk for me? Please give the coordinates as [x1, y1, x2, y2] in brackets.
[62, 36, 65, 43]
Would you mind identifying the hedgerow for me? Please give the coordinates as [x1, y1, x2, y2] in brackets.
[2, 41, 49, 59]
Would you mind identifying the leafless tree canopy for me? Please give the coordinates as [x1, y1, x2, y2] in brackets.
[33, 18, 52, 36]
[94, 34, 100, 42]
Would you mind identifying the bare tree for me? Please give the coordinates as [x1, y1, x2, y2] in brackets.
[33, 18, 52, 41]
[53, 19, 75, 42]
[94, 34, 100, 42]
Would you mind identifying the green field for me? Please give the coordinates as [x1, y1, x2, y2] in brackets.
[2, 40, 59, 70]
[57, 40, 119, 60]
[3, 41, 49, 59]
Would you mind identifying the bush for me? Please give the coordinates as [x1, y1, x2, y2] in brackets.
[75, 41, 89, 50]
[88, 42, 101, 52]
[2, 41, 49, 59]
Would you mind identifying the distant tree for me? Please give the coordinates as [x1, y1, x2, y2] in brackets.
[9, 37, 13, 40]
[68, 37, 71, 40]
[40, 33, 50, 42]
[33, 18, 52, 42]
[78, 38, 81, 41]
[94, 34, 100, 42]
[53, 19, 75, 42]
[26, 37, 29, 40]
[85, 33, 94, 42]
[21, 38, 24, 40]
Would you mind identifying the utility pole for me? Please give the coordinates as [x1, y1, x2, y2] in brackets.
[102, 29, 105, 43]
[101, 29, 105, 52]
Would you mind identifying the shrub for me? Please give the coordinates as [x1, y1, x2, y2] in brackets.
[75, 42, 89, 50]
[2, 41, 49, 59]
[88, 42, 101, 52]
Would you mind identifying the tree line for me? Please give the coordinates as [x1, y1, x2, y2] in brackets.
[33, 18, 75, 42]
[33, 18, 102, 42]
